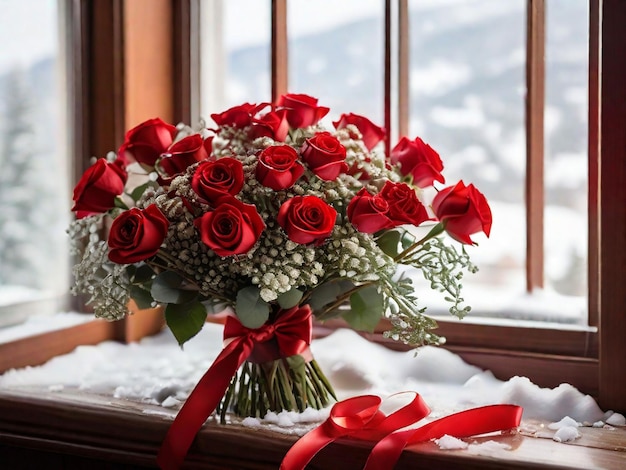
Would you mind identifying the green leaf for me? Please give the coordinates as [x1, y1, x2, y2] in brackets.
[235, 286, 270, 329]
[308, 280, 354, 312]
[132, 263, 156, 283]
[344, 285, 384, 332]
[129, 285, 154, 310]
[165, 300, 207, 345]
[376, 230, 401, 257]
[277, 288, 303, 310]
[129, 180, 158, 202]
[151, 271, 197, 304]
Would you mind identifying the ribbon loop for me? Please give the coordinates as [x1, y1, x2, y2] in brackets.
[281, 394, 523, 470]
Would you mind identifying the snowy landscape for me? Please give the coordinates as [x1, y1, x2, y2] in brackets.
[0, 0, 589, 325]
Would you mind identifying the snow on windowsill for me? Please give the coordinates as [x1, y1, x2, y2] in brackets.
[0, 311, 93, 344]
[1, 321, 623, 449]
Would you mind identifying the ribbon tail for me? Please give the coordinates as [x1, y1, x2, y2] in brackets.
[364, 404, 523, 470]
[280, 421, 341, 470]
[157, 338, 253, 470]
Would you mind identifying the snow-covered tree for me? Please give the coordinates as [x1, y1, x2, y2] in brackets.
[0, 67, 67, 291]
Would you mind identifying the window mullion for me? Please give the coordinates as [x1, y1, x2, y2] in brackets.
[587, 0, 601, 328]
[599, 0, 626, 414]
[397, 0, 409, 139]
[525, 0, 546, 292]
[384, 0, 392, 156]
[271, 0, 288, 102]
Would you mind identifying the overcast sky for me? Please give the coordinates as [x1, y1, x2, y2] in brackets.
[0, 0, 58, 73]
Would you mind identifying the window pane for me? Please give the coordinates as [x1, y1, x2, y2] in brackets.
[200, 0, 272, 117]
[406, 1, 557, 322]
[0, 0, 68, 325]
[544, 0, 588, 303]
[288, 0, 385, 125]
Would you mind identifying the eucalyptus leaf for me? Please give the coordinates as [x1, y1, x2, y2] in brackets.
[277, 288, 303, 310]
[376, 230, 401, 257]
[343, 284, 384, 332]
[165, 300, 207, 345]
[129, 285, 154, 310]
[235, 286, 270, 329]
[151, 271, 197, 304]
[308, 280, 354, 313]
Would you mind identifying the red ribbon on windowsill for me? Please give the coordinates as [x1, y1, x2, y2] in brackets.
[280, 393, 523, 470]
[157, 304, 313, 470]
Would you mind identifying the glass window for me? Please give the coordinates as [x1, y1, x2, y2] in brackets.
[288, 0, 385, 125]
[0, 0, 68, 326]
[544, 0, 588, 301]
[407, 0, 588, 325]
[200, 0, 272, 117]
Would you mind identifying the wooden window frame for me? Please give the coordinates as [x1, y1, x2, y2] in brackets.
[1, 0, 624, 421]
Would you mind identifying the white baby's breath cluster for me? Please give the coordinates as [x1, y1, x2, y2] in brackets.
[68, 213, 131, 320]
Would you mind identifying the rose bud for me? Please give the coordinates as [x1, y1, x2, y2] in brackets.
[255, 145, 304, 191]
[210, 102, 258, 128]
[301, 132, 349, 181]
[380, 181, 430, 226]
[107, 204, 169, 264]
[277, 195, 337, 246]
[390, 136, 445, 188]
[158, 134, 210, 181]
[432, 181, 492, 245]
[117, 118, 177, 168]
[72, 158, 127, 217]
[333, 113, 386, 151]
[194, 194, 265, 257]
[276, 93, 330, 128]
[191, 157, 245, 204]
[347, 189, 394, 233]
[250, 108, 290, 142]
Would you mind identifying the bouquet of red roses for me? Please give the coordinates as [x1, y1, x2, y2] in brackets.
[69, 93, 491, 422]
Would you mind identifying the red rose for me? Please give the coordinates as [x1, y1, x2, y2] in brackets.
[194, 194, 265, 256]
[117, 118, 177, 168]
[210, 102, 258, 128]
[380, 181, 430, 226]
[347, 188, 393, 233]
[250, 108, 289, 142]
[333, 113, 386, 151]
[276, 93, 330, 128]
[300, 132, 348, 181]
[158, 134, 210, 180]
[432, 181, 492, 245]
[390, 137, 445, 188]
[256, 146, 304, 190]
[72, 158, 127, 217]
[107, 204, 169, 264]
[191, 157, 244, 203]
[277, 195, 337, 245]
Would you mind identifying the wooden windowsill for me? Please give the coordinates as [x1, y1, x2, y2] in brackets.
[0, 387, 624, 469]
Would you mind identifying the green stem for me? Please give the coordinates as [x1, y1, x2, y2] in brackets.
[315, 281, 376, 320]
[393, 223, 445, 263]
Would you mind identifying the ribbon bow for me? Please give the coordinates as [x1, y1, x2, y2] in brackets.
[157, 304, 313, 470]
[281, 393, 523, 470]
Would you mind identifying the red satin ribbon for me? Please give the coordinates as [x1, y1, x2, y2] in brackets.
[157, 304, 313, 470]
[281, 393, 522, 470]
